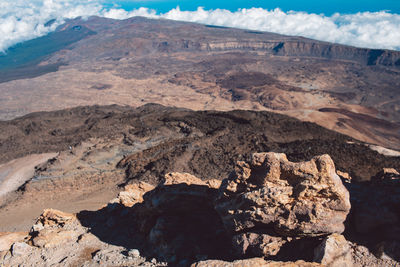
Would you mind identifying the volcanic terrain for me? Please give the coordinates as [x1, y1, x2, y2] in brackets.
[0, 16, 400, 150]
[0, 15, 400, 267]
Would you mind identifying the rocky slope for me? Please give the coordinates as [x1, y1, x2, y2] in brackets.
[0, 17, 400, 150]
[1, 153, 399, 266]
[1, 105, 399, 231]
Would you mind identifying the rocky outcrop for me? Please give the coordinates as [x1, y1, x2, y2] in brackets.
[0, 208, 165, 266]
[201, 40, 400, 68]
[215, 152, 351, 257]
[1, 153, 399, 266]
[109, 182, 155, 207]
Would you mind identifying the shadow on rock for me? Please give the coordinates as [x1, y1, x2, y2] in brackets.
[343, 169, 400, 262]
[77, 182, 233, 266]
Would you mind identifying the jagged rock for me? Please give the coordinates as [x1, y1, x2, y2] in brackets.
[232, 232, 286, 257]
[33, 209, 76, 228]
[313, 234, 353, 267]
[216, 152, 351, 237]
[29, 209, 82, 248]
[191, 258, 322, 267]
[163, 172, 221, 188]
[113, 182, 155, 207]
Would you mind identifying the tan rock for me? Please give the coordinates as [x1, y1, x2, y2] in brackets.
[31, 229, 79, 248]
[313, 234, 353, 267]
[163, 172, 221, 189]
[11, 242, 34, 256]
[34, 209, 76, 228]
[216, 152, 351, 237]
[117, 182, 155, 207]
[0, 232, 27, 251]
[337, 170, 352, 183]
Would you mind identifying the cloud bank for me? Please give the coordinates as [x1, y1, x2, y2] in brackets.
[1, 1, 400, 52]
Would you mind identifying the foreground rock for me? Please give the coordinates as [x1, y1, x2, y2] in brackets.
[0, 209, 165, 266]
[1, 153, 399, 266]
[215, 153, 351, 257]
[134, 172, 230, 264]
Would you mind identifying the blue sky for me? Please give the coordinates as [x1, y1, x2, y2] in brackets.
[107, 0, 400, 15]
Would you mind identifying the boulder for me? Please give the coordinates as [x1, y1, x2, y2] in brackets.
[215, 152, 351, 237]
[29, 209, 82, 248]
[11, 242, 34, 256]
[33, 209, 76, 228]
[313, 234, 353, 267]
[115, 182, 155, 207]
[31, 229, 79, 248]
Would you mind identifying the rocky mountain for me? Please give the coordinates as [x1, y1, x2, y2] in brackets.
[0, 16, 400, 150]
[0, 104, 398, 266]
[0, 150, 399, 266]
[0, 15, 399, 267]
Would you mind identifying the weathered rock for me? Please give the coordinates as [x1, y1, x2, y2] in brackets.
[11, 242, 34, 256]
[33, 209, 76, 228]
[337, 170, 352, 183]
[216, 152, 351, 237]
[191, 258, 322, 267]
[113, 182, 155, 207]
[163, 172, 221, 189]
[313, 234, 353, 267]
[0, 232, 27, 251]
[31, 229, 79, 248]
[232, 232, 286, 257]
[29, 209, 82, 248]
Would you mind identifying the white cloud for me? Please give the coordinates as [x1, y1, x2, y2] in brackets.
[1, 1, 400, 53]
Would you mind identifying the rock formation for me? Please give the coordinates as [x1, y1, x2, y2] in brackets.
[0, 153, 399, 266]
[215, 153, 351, 257]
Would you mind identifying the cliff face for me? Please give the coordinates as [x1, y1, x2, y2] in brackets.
[199, 40, 400, 68]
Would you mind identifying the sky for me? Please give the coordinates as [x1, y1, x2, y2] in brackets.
[1, 0, 400, 53]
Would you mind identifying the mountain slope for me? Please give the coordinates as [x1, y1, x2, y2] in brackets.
[0, 16, 399, 150]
